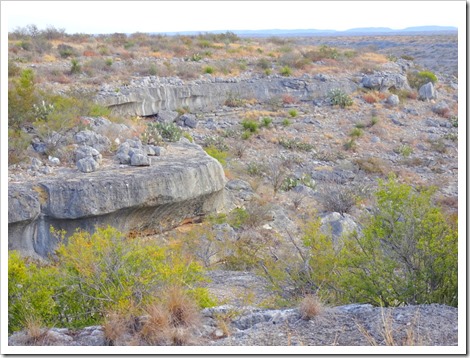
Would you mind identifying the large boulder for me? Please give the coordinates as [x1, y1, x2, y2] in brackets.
[362, 72, 411, 92]
[419, 82, 438, 100]
[8, 142, 226, 258]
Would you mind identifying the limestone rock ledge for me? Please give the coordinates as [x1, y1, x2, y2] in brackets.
[8, 142, 226, 258]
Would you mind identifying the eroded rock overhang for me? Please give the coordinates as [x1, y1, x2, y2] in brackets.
[8, 142, 226, 258]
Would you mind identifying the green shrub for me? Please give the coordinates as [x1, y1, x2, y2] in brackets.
[282, 118, 291, 127]
[241, 119, 259, 133]
[8, 251, 62, 333]
[349, 128, 363, 138]
[8, 69, 38, 129]
[281, 174, 316, 191]
[8, 227, 212, 332]
[260, 177, 458, 307]
[148, 122, 182, 142]
[328, 89, 353, 108]
[70, 58, 81, 74]
[340, 177, 457, 306]
[343, 138, 356, 151]
[57, 44, 76, 58]
[280, 66, 292, 77]
[203, 136, 228, 151]
[395, 144, 414, 158]
[288, 109, 298, 118]
[203, 66, 215, 74]
[257, 58, 271, 70]
[241, 130, 253, 140]
[407, 70, 438, 89]
[261, 117, 273, 128]
[204, 145, 228, 166]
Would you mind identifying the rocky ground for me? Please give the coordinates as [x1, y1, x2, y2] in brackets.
[7, 33, 460, 348]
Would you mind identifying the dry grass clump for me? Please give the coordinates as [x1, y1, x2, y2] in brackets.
[103, 286, 202, 346]
[144, 286, 201, 346]
[14, 316, 56, 346]
[299, 295, 323, 320]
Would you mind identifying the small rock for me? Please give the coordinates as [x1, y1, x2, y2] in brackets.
[48, 156, 60, 166]
[386, 94, 400, 107]
[30, 157, 42, 170]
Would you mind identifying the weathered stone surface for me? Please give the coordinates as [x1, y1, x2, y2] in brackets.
[362, 72, 411, 92]
[77, 157, 100, 173]
[129, 150, 150, 166]
[97, 76, 358, 117]
[75, 145, 102, 164]
[74, 130, 111, 153]
[419, 82, 438, 100]
[320, 212, 360, 245]
[8, 142, 226, 258]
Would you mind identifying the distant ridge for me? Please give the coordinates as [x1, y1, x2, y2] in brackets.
[154, 25, 457, 37]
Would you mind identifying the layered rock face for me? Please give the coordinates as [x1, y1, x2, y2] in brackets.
[8, 142, 226, 258]
[97, 75, 358, 117]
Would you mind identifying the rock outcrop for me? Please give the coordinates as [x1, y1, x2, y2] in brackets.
[96, 75, 358, 117]
[8, 142, 226, 258]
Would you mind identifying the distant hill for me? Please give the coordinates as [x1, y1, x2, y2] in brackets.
[155, 26, 457, 37]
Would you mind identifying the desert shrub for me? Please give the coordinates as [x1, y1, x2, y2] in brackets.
[261, 116, 273, 128]
[282, 118, 291, 127]
[394, 144, 414, 158]
[349, 127, 363, 138]
[8, 68, 38, 129]
[318, 183, 359, 214]
[282, 173, 316, 191]
[337, 177, 457, 306]
[241, 119, 259, 133]
[8, 128, 31, 164]
[407, 70, 438, 89]
[288, 109, 298, 118]
[154, 122, 182, 142]
[203, 135, 229, 152]
[354, 157, 388, 175]
[280, 66, 292, 77]
[246, 161, 267, 177]
[8, 60, 21, 77]
[266, 158, 291, 194]
[343, 138, 357, 151]
[57, 44, 76, 58]
[8, 251, 61, 333]
[8, 226, 212, 332]
[362, 92, 379, 104]
[203, 66, 215, 74]
[224, 92, 245, 107]
[257, 58, 271, 70]
[328, 89, 353, 108]
[70, 58, 81, 74]
[263, 177, 458, 307]
[204, 146, 228, 166]
[278, 138, 313, 152]
[299, 295, 323, 320]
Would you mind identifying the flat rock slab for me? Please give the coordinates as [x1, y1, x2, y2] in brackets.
[8, 142, 226, 258]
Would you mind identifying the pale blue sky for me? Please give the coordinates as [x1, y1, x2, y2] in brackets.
[2, 1, 464, 34]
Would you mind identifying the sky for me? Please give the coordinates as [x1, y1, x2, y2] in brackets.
[2, 1, 464, 34]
